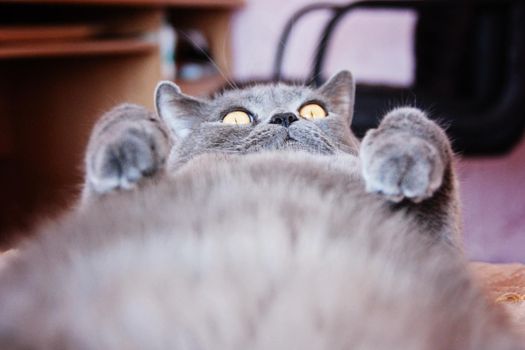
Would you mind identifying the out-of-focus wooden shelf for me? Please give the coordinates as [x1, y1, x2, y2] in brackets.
[0, 25, 99, 42]
[0, 39, 156, 59]
[0, 0, 242, 247]
[0, 0, 243, 7]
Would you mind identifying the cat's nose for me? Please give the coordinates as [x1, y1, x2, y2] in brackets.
[269, 112, 298, 128]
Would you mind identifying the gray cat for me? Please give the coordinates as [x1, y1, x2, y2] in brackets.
[0, 71, 522, 349]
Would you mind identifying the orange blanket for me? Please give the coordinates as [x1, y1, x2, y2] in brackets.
[470, 262, 525, 335]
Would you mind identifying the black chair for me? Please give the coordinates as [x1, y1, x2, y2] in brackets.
[273, 0, 525, 155]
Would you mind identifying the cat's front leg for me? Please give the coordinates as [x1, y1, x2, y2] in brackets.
[360, 107, 453, 203]
[81, 104, 171, 203]
[360, 107, 460, 243]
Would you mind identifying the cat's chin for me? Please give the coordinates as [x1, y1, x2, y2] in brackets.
[280, 138, 309, 151]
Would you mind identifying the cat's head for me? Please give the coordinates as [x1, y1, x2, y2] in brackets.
[155, 70, 359, 170]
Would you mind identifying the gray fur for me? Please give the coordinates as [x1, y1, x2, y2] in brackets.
[82, 104, 171, 202]
[155, 71, 359, 172]
[360, 107, 448, 203]
[0, 71, 522, 349]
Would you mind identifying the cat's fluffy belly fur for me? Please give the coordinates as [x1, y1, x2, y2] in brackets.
[0, 151, 518, 349]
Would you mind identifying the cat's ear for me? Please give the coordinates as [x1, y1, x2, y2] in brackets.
[318, 70, 355, 124]
[155, 81, 209, 139]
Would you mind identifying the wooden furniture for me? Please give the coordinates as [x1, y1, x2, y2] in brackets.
[0, 0, 242, 247]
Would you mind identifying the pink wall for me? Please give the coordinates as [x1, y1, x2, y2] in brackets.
[231, 0, 525, 262]
[232, 0, 415, 85]
[458, 140, 525, 262]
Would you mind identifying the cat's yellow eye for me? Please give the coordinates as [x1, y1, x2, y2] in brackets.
[222, 110, 252, 125]
[298, 103, 327, 120]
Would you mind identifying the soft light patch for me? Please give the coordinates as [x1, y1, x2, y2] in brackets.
[496, 293, 525, 304]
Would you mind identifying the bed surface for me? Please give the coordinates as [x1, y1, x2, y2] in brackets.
[470, 262, 525, 335]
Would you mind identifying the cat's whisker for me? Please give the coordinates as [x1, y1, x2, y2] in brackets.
[176, 30, 237, 90]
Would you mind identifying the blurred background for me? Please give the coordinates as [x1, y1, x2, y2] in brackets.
[0, 0, 523, 262]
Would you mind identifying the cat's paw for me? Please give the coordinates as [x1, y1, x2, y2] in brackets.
[361, 134, 444, 202]
[360, 109, 447, 203]
[87, 128, 163, 194]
